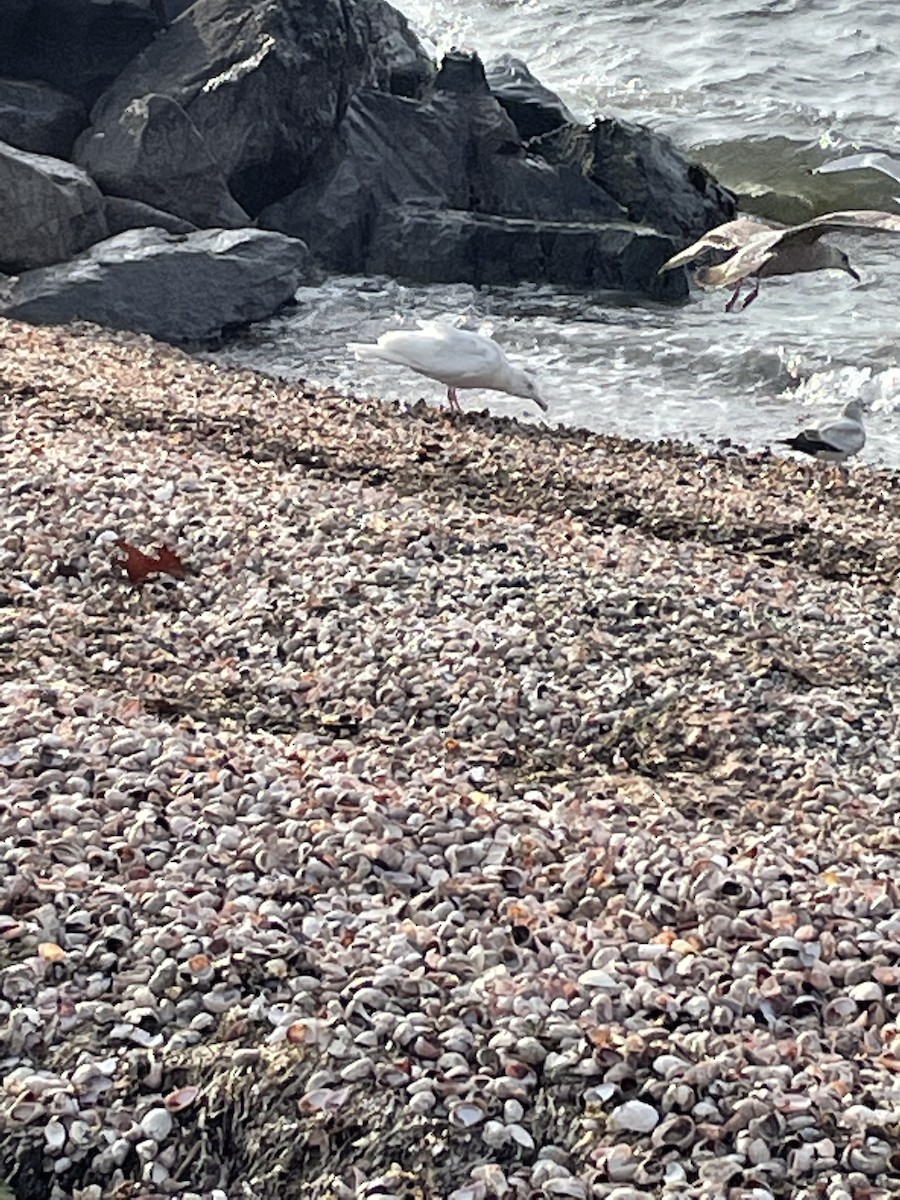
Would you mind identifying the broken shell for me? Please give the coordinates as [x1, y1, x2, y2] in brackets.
[823, 996, 858, 1025]
[186, 953, 214, 980]
[407, 1091, 436, 1115]
[481, 1119, 509, 1148]
[164, 1086, 199, 1112]
[849, 981, 884, 1003]
[652, 1054, 688, 1080]
[6, 1100, 46, 1124]
[604, 1144, 639, 1182]
[650, 1114, 695, 1149]
[578, 969, 618, 990]
[507, 1123, 535, 1149]
[450, 1102, 486, 1128]
[201, 986, 241, 1014]
[339, 1057, 373, 1082]
[297, 1086, 351, 1114]
[543, 1180, 586, 1198]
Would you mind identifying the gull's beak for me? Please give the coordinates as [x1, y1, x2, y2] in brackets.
[532, 394, 549, 413]
[846, 264, 861, 282]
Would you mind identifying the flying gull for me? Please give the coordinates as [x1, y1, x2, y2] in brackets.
[659, 210, 900, 311]
[778, 400, 866, 463]
[813, 152, 900, 204]
[349, 321, 547, 413]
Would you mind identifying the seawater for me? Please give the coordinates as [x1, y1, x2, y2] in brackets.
[211, 0, 900, 465]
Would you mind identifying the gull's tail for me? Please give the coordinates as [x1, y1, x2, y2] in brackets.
[779, 433, 826, 455]
[348, 341, 382, 360]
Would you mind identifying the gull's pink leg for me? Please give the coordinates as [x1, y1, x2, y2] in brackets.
[447, 386, 462, 413]
[740, 276, 761, 309]
[724, 280, 743, 312]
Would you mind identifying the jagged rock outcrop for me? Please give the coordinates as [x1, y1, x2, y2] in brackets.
[485, 54, 577, 140]
[74, 0, 433, 216]
[365, 207, 685, 299]
[535, 118, 738, 240]
[259, 51, 728, 297]
[357, 0, 435, 97]
[77, 93, 249, 228]
[0, 0, 737, 322]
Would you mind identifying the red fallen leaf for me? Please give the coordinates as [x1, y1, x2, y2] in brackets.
[117, 541, 161, 583]
[117, 541, 187, 584]
[154, 544, 187, 580]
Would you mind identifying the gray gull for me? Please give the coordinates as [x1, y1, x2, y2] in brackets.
[659, 210, 900, 311]
[778, 400, 866, 464]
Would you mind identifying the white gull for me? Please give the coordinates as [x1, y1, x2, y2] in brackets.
[349, 321, 547, 414]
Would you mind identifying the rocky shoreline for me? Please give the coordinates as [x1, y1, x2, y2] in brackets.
[1, 0, 738, 344]
[2, 319, 900, 1199]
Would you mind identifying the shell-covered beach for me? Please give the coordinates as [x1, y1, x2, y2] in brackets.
[2, 319, 900, 1200]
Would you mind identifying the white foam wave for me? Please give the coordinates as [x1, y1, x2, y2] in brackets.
[784, 363, 900, 414]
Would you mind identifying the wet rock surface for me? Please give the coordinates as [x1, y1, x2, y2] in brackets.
[535, 120, 738, 242]
[1, 320, 900, 1199]
[485, 54, 578, 141]
[75, 93, 250, 230]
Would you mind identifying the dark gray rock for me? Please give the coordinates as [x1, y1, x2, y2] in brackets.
[357, 0, 434, 97]
[1, 227, 312, 343]
[0, 142, 108, 272]
[426, 49, 497, 98]
[259, 86, 624, 273]
[475, 155, 624, 223]
[156, 0, 195, 17]
[0, 1, 166, 106]
[366, 206, 687, 300]
[535, 118, 737, 240]
[259, 91, 472, 272]
[104, 195, 196, 235]
[485, 54, 577, 140]
[76, 0, 432, 216]
[0, 0, 30, 41]
[0, 79, 87, 158]
[77, 93, 249, 228]
[257, 51, 717, 299]
[423, 51, 528, 156]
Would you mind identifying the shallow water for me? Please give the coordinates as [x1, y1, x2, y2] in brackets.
[212, 0, 900, 465]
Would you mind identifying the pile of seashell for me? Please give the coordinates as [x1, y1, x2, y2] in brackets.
[2, 320, 900, 1199]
